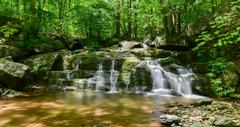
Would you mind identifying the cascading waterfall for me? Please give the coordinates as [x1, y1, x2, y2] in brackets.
[146, 60, 195, 95]
[75, 58, 81, 70]
[95, 64, 105, 90]
[66, 71, 73, 81]
[87, 64, 105, 90]
[109, 59, 119, 92]
[124, 73, 131, 91]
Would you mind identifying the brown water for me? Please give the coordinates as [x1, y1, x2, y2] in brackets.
[0, 91, 194, 127]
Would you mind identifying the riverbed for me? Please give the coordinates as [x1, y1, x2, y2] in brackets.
[0, 91, 198, 127]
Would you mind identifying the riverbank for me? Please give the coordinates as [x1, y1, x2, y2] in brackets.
[160, 100, 240, 127]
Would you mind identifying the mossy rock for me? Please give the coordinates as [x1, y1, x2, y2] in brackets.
[0, 57, 29, 90]
[0, 45, 23, 59]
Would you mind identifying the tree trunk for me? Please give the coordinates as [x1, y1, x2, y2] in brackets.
[162, 16, 169, 36]
[127, 0, 132, 40]
[175, 12, 181, 34]
[114, 0, 121, 38]
[133, 0, 138, 40]
[167, 14, 175, 36]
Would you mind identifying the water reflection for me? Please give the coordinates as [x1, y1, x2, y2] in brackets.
[0, 91, 195, 127]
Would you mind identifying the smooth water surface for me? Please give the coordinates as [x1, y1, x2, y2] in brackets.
[0, 91, 194, 127]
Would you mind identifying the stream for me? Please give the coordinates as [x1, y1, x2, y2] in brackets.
[0, 91, 201, 127]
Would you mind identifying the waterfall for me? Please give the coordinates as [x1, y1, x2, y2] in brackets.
[66, 71, 73, 80]
[146, 60, 194, 95]
[94, 64, 105, 90]
[74, 58, 81, 70]
[87, 64, 105, 90]
[124, 73, 131, 91]
[109, 59, 119, 92]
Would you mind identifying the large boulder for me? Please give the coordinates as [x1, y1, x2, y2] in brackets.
[130, 61, 152, 91]
[119, 41, 144, 50]
[0, 57, 29, 90]
[21, 52, 61, 74]
[159, 114, 180, 126]
[0, 45, 22, 59]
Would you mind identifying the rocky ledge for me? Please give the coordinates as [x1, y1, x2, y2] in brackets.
[160, 101, 240, 127]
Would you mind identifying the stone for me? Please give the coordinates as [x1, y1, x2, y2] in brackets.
[214, 117, 236, 127]
[191, 74, 211, 96]
[159, 114, 180, 125]
[0, 57, 29, 90]
[190, 122, 214, 127]
[133, 48, 172, 58]
[119, 41, 142, 50]
[0, 45, 22, 59]
[193, 98, 213, 106]
[151, 36, 167, 47]
[22, 52, 61, 73]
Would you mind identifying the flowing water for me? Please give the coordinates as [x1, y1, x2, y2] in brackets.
[146, 60, 195, 96]
[87, 64, 105, 90]
[0, 91, 200, 127]
[0, 57, 208, 127]
[109, 59, 119, 93]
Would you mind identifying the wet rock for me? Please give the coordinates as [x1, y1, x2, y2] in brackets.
[0, 57, 29, 90]
[159, 114, 180, 125]
[1, 88, 23, 98]
[131, 65, 152, 91]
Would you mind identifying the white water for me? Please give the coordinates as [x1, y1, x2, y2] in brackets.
[74, 58, 81, 70]
[146, 60, 195, 96]
[124, 73, 131, 91]
[109, 59, 119, 93]
[66, 71, 73, 80]
[87, 64, 105, 90]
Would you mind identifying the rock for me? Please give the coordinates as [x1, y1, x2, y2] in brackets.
[151, 36, 167, 47]
[214, 117, 236, 127]
[133, 48, 172, 58]
[131, 64, 152, 91]
[190, 123, 214, 127]
[193, 98, 213, 106]
[72, 79, 87, 89]
[119, 41, 142, 49]
[168, 107, 179, 115]
[1, 88, 23, 98]
[0, 57, 29, 90]
[191, 74, 211, 96]
[159, 114, 180, 125]
[222, 70, 239, 88]
[0, 45, 22, 59]
[31, 40, 65, 53]
[22, 52, 61, 74]
[0, 38, 7, 45]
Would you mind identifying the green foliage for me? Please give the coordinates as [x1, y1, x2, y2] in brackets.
[194, 0, 240, 52]
[207, 58, 238, 97]
[86, 41, 101, 51]
[0, 22, 18, 38]
[31, 64, 45, 75]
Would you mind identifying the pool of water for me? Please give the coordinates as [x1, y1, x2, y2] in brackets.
[0, 91, 197, 127]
